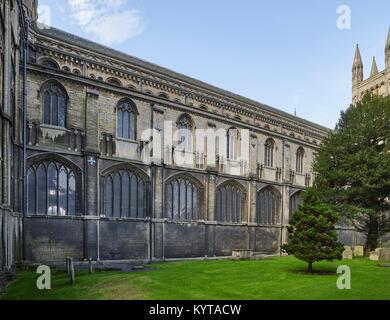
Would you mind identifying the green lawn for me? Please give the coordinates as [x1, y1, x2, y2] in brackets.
[1, 257, 389, 300]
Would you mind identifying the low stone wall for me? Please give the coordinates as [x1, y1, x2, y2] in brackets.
[24, 216, 282, 263]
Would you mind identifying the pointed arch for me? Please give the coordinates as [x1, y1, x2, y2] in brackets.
[296, 146, 305, 174]
[165, 172, 203, 190]
[177, 113, 194, 152]
[101, 163, 150, 182]
[117, 98, 138, 140]
[290, 189, 304, 219]
[27, 152, 82, 174]
[216, 179, 247, 223]
[256, 185, 281, 225]
[101, 164, 150, 218]
[165, 173, 203, 221]
[38, 79, 69, 128]
[227, 127, 240, 161]
[26, 154, 82, 216]
[264, 138, 275, 167]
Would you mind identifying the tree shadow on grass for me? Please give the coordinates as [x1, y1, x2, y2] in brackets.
[288, 268, 337, 276]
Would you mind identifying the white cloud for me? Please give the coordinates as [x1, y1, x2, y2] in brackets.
[68, 0, 144, 45]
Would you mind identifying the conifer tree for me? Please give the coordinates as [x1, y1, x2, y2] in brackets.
[313, 93, 390, 251]
[281, 188, 344, 273]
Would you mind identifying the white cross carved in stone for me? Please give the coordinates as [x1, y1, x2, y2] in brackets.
[88, 157, 96, 166]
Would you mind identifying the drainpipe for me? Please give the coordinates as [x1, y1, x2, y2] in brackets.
[280, 139, 285, 257]
[148, 103, 155, 264]
[22, 15, 30, 261]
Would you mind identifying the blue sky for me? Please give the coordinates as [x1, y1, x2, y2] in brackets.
[36, 0, 390, 129]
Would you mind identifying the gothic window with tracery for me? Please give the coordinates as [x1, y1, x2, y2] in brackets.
[296, 147, 304, 174]
[104, 169, 147, 218]
[43, 82, 67, 127]
[117, 100, 136, 140]
[27, 160, 79, 216]
[215, 182, 244, 223]
[227, 128, 239, 160]
[178, 114, 193, 152]
[165, 177, 199, 221]
[256, 187, 280, 225]
[264, 138, 274, 167]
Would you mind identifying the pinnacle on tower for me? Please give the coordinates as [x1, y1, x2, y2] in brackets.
[353, 44, 362, 64]
[370, 56, 378, 77]
[352, 44, 363, 86]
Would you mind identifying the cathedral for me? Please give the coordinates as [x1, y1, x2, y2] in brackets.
[352, 27, 390, 103]
[0, 1, 362, 268]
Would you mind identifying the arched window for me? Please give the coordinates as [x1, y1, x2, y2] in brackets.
[107, 78, 122, 86]
[103, 169, 148, 218]
[73, 69, 81, 75]
[264, 138, 274, 167]
[158, 92, 169, 100]
[165, 177, 199, 221]
[256, 187, 280, 225]
[178, 114, 193, 152]
[216, 182, 245, 223]
[227, 128, 239, 160]
[27, 160, 79, 216]
[296, 147, 304, 174]
[41, 59, 59, 69]
[42, 82, 67, 127]
[117, 99, 137, 140]
[290, 191, 303, 219]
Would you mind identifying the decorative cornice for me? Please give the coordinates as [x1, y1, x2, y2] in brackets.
[29, 26, 329, 142]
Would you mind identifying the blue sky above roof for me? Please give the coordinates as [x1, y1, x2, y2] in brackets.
[37, 0, 390, 129]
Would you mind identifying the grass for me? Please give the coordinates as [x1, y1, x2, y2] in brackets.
[1, 256, 389, 300]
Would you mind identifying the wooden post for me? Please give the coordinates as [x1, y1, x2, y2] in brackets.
[66, 257, 70, 275]
[70, 258, 75, 284]
[88, 258, 93, 274]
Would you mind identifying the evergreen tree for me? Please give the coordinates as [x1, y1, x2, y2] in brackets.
[281, 188, 344, 273]
[313, 93, 390, 251]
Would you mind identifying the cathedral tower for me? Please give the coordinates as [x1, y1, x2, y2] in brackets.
[352, 44, 363, 87]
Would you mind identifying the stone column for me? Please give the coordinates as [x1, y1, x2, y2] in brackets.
[249, 181, 257, 223]
[249, 135, 258, 178]
[3, 0, 11, 116]
[2, 121, 11, 205]
[281, 185, 290, 248]
[207, 174, 217, 221]
[283, 141, 291, 183]
[84, 88, 100, 216]
[154, 166, 163, 219]
[83, 88, 100, 260]
[84, 88, 100, 153]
